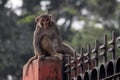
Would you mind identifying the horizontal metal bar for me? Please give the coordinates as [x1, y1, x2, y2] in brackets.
[102, 72, 120, 80]
[65, 69, 70, 73]
[99, 45, 104, 49]
[99, 52, 104, 57]
[117, 44, 120, 48]
[117, 37, 120, 41]
[65, 63, 70, 67]
[71, 66, 75, 70]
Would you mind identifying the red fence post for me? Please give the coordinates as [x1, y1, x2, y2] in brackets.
[22, 57, 63, 80]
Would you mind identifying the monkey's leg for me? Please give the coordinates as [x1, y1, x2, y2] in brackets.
[61, 43, 76, 56]
[24, 55, 38, 76]
[41, 35, 57, 56]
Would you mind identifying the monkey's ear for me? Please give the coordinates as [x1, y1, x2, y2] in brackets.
[35, 16, 40, 23]
[49, 15, 52, 19]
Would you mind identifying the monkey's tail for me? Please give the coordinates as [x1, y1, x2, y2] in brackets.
[24, 56, 37, 76]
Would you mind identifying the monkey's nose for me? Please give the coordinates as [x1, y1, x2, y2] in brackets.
[44, 21, 48, 24]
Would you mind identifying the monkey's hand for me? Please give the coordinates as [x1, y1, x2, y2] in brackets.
[39, 55, 46, 60]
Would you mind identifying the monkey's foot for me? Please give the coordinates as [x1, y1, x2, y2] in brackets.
[39, 55, 46, 60]
[51, 55, 59, 60]
[53, 54, 63, 60]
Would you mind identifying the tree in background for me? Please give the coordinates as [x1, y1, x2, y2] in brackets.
[0, 0, 120, 80]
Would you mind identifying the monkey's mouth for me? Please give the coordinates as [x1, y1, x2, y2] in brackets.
[43, 25, 49, 29]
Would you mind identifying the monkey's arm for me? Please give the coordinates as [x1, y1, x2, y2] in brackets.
[25, 31, 43, 76]
[33, 32, 41, 56]
[24, 32, 40, 76]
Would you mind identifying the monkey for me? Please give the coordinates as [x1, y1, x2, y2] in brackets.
[34, 14, 76, 56]
[34, 14, 62, 56]
[24, 14, 77, 76]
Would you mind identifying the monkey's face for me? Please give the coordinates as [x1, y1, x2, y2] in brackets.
[35, 15, 51, 29]
[41, 17, 50, 29]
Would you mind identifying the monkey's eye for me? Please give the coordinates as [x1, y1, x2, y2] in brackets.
[46, 18, 49, 21]
[42, 19, 45, 22]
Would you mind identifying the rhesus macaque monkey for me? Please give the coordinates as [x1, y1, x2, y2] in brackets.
[24, 14, 77, 76]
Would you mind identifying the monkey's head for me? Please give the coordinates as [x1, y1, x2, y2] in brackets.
[35, 14, 52, 29]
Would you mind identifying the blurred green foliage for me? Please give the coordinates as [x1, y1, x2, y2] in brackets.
[0, 0, 120, 80]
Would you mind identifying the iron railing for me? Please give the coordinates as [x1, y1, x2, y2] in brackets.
[63, 31, 120, 80]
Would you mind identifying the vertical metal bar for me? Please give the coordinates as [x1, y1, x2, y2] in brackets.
[109, 31, 116, 60]
[104, 35, 107, 63]
[95, 40, 99, 66]
[74, 52, 77, 78]
[62, 55, 66, 80]
[112, 31, 116, 60]
[114, 76, 117, 80]
[88, 43, 91, 70]
[81, 48, 84, 73]
[68, 55, 71, 80]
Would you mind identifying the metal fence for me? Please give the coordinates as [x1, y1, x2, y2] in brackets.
[63, 31, 120, 80]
